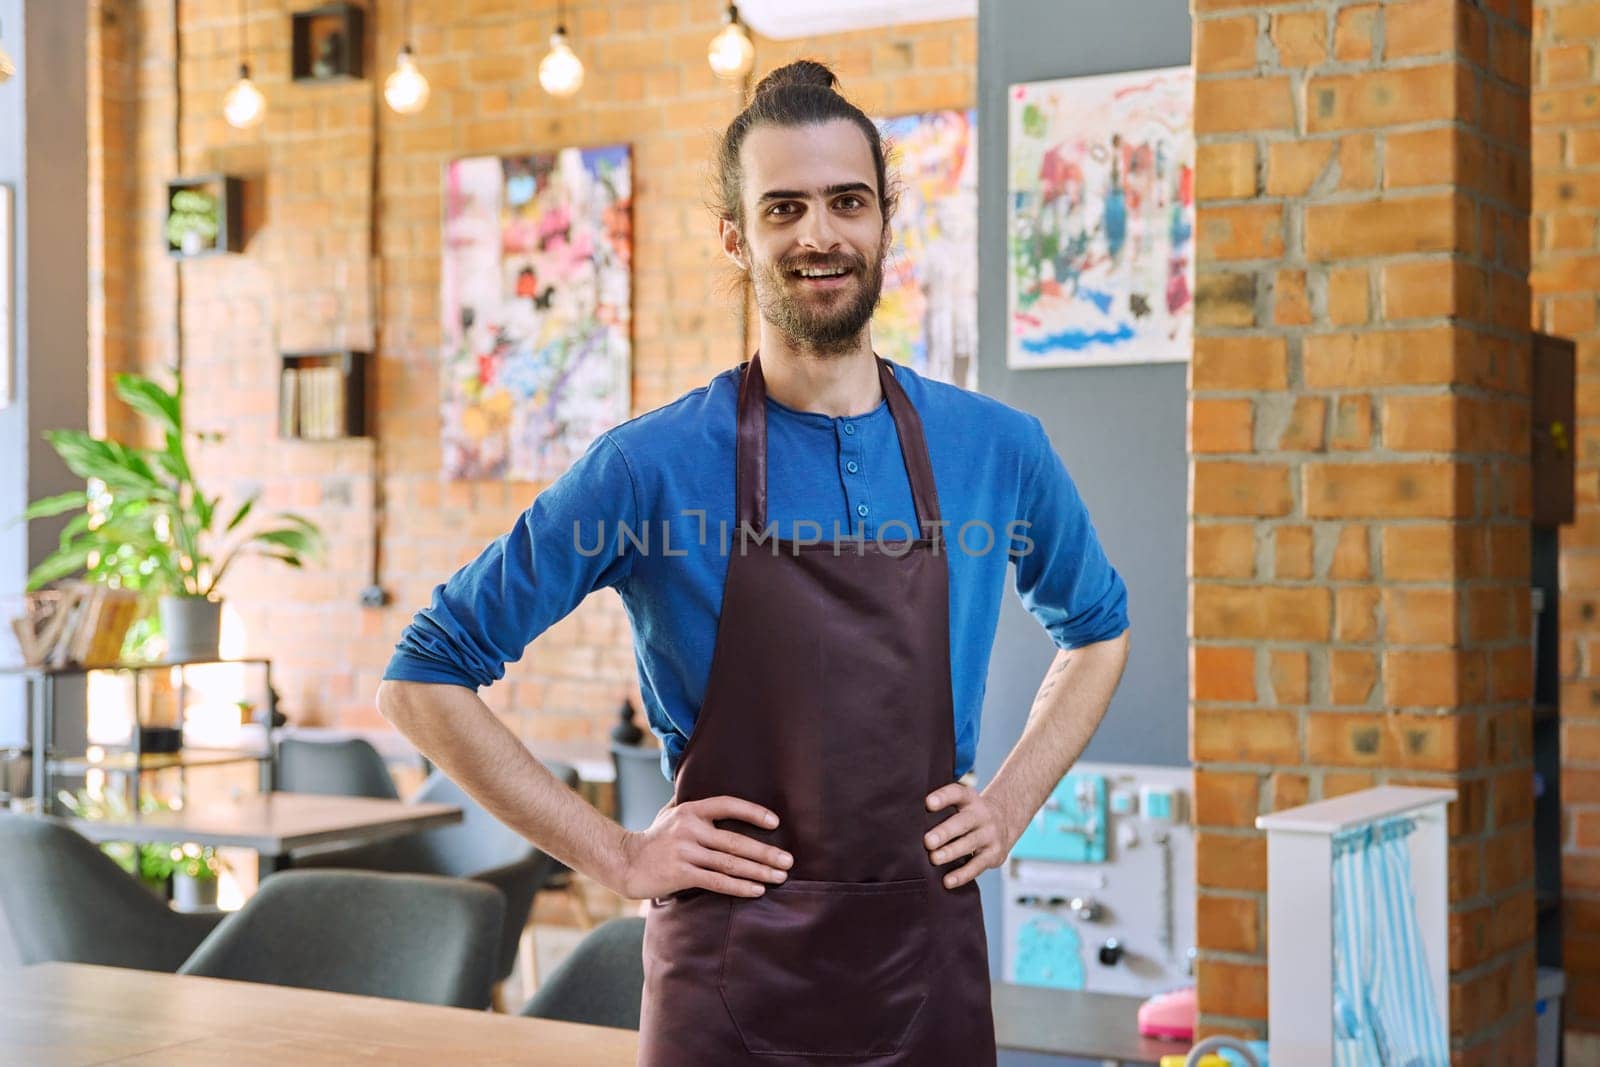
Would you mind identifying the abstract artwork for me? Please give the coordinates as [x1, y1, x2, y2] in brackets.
[1007, 66, 1194, 369]
[441, 145, 632, 482]
[875, 109, 978, 390]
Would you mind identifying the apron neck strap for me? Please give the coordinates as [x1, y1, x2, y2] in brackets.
[736, 353, 944, 537]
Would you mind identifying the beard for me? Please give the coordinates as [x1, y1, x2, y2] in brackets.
[749, 238, 887, 356]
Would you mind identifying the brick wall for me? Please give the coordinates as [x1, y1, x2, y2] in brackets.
[1532, 0, 1600, 1049]
[1191, 1, 1537, 1060]
[88, 1, 974, 741]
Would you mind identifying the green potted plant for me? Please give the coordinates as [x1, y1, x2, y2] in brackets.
[171, 842, 223, 911]
[18, 370, 323, 661]
[57, 787, 177, 898]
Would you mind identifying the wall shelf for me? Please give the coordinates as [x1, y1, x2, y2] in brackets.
[165, 175, 242, 259]
[279, 350, 368, 441]
[291, 3, 365, 83]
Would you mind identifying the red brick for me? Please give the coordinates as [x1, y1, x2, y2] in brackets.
[1195, 645, 1257, 702]
[1196, 141, 1258, 201]
[1193, 524, 1258, 579]
[1200, 203, 1286, 261]
[1270, 10, 1326, 68]
[1196, 15, 1259, 73]
[1195, 77, 1296, 134]
[1303, 462, 1470, 518]
[1197, 894, 1260, 954]
[1195, 462, 1294, 517]
[1192, 337, 1288, 390]
[1334, 4, 1377, 62]
[1383, 588, 1459, 646]
[1275, 524, 1314, 579]
[1194, 585, 1332, 642]
[1196, 831, 1268, 892]
[1304, 195, 1471, 260]
[1192, 398, 1257, 454]
[1194, 770, 1261, 828]
[1270, 650, 1309, 705]
[1191, 707, 1302, 764]
[1197, 959, 1268, 1021]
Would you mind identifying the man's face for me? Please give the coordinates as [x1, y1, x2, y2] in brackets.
[723, 120, 890, 354]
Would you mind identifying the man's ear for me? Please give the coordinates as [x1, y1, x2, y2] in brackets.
[720, 218, 749, 272]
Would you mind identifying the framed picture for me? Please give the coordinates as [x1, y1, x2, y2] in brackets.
[1007, 66, 1195, 369]
[0, 184, 11, 409]
[441, 145, 633, 482]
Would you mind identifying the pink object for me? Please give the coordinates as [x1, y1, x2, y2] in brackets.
[1138, 986, 1197, 1042]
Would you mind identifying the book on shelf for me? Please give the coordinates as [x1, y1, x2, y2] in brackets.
[7, 583, 139, 669]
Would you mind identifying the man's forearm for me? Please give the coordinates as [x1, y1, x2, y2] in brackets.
[377, 680, 629, 891]
[982, 630, 1130, 844]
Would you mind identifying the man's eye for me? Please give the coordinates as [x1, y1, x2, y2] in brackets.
[837, 196, 863, 209]
[769, 203, 798, 216]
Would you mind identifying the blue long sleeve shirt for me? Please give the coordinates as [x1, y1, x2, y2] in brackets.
[384, 363, 1129, 780]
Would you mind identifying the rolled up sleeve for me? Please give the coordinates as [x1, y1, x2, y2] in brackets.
[1009, 417, 1129, 650]
[383, 434, 639, 689]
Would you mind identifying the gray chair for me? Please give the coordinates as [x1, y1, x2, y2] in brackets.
[274, 737, 399, 799]
[292, 763, 579, 986]
[0, 814, 223, 972]
[180, 869, 503, 1009]
[519, 917, 646, 1030]
[611, 742, 674, 832]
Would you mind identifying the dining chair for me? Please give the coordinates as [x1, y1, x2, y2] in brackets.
[609, 742, 673, 833]
[290, 763, 580, 997]
[274, 737, 400, 799]
[179, 869, 503, 1009]
[519, 917, 646, 1030]
[0, 814, 224, 972]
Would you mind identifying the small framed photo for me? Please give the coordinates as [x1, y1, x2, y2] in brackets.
[291, 3, 364, 83]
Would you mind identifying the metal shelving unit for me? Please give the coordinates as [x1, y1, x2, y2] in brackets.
[0, 657, 275, 814]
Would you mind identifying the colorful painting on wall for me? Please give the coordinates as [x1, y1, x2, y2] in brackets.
[441, 145, 632, 482]
[1007, 66, 1194, 369]
[874, 109, 978, 390]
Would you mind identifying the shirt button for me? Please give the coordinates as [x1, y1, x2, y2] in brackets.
[843, 423, 856, 436]
[846, 461, 859, 474]
[857, 504, 869, 517]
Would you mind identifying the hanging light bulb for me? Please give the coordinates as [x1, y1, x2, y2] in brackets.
[385, 45, 430, 113]
[223, 0, 263, 128]
[224, 63, 266, 128]
[0, 18, 15, 86]
[538, 25, 584, 98]
[707, 3, 754, 82]
[385, 0, 429, 115]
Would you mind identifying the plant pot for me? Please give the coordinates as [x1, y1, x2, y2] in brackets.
[172, 871, 217, 911]
[159, 596, 222, 661]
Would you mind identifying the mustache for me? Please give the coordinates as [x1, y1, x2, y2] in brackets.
[780, 252, 866, 274]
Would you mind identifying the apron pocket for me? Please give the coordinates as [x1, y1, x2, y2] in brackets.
[719, 877, 930, 1058]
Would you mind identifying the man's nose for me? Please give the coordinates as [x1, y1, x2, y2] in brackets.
[796, 208, 842, 253]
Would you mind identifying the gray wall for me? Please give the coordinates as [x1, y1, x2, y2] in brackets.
[973, 3, 1191, 1060]
[0, 0, 91, 746]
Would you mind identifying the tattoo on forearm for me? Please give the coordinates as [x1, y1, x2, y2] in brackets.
[1028, 653, 1072, 720]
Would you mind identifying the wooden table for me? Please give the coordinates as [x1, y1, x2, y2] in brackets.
[65, 792, 461, 857]
[993, 983, 1192, 1066]
[0, 962, 639, 1067]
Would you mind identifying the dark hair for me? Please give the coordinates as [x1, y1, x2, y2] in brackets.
[714, 59, 898, 235]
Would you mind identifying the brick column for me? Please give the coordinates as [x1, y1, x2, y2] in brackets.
[1532, 0, 1600, 1049]
[1191, 1, 1537, 1060]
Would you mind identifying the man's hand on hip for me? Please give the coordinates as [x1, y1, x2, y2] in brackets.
[617, 796, 793, 901]
[923, 782, 1020, 889]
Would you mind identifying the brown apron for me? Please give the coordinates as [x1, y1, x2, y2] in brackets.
[637, 354, 996, 1066]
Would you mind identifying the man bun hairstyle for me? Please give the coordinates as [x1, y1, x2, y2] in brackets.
[715, 59, 899, 235]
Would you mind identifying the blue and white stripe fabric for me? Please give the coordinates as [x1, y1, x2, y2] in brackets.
[1331, 816, 1450, 1067]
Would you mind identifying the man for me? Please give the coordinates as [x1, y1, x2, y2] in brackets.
[380, 60, 1129, 1066]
